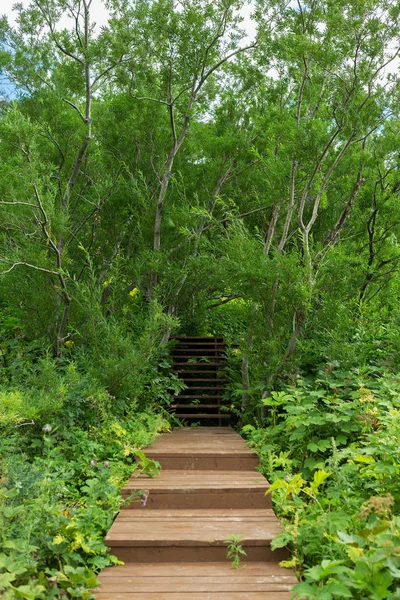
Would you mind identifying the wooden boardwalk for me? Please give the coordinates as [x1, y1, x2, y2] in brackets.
[96, 427, 296, 598]
[169, 336, 230, 423]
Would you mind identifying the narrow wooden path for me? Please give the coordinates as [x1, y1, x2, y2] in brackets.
[169, 336, 230, 423]
[96, 427, 296, 598]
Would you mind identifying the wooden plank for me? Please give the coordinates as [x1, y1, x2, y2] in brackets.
[172, 363, 226, 367]
[144, 450, 256, 457]
[116, 509, 277, 519]
[124, 471, 268, 488]
[174, 395, 223, 399]
[173, 336, 223, 340]
[94, 592, 294, 599]
[175, 363, 228, 375]
[98, 562, 297, 578]
[172, 349, 226, 353]
[171, 404, 224, 408]
[127, 470, 268, 481]
[176, 386, 225, 389]
[106, 517, 281, 545]
[178, 378, 227, 382]
[96, 578, 295, 592]
[108, 545, 288, 563]
[175, 414, 230, 419]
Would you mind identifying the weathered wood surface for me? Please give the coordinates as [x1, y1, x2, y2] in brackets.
[95, 426, 296, 598]
[169, 336, 230, 422]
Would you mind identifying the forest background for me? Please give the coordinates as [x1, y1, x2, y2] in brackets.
[0, 0, 400, 598]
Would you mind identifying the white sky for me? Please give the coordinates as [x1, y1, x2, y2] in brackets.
[2, 0, 257, 38]
[2, 0, 111, 28]
[1, 0, 396, 80]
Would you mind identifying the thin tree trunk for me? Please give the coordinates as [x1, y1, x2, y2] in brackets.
[264, 205, 280, 255]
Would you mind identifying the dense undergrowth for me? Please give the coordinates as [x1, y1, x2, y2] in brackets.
[243, 366, 400, 600]
[0, 413, 169, 599]
[0, 324, 176, 599]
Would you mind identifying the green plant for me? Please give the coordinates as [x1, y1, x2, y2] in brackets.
[135, 451, 161, 478]
[0, 404, 170, 598]
[242, 367, 400, 598]
[224, 534, 247, 569]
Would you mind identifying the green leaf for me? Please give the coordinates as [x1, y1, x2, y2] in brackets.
[271, 531, 292, 549]
[311, 470, 331, 490]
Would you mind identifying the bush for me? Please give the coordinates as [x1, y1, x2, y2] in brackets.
[243, 366, 400, 599]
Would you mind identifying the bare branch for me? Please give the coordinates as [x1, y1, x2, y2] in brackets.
[130, 93, 170, 106]
[63, 98, 86, 123]
[92, 55, 127, 89]
[199, 5, 229, 83]
[306, 134, 355, 233]
[195, 42, 257, 95]
[0, 201, 38, 208]
[298, 128, 341, 231]
[202, 204, 272, 233]
[206, 294, 242, 309]
[0, 260, 61, 277]
[264, 205, 280, 255]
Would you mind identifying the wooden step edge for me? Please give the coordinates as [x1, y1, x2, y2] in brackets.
[174, 351, 226, 354]
[97, 560, 298, 577]
[176, 386, 226, 390]
[172, 355, 226, 358]
[172, 363, 226, 367]
[172, 359, 226, 363]
[173, 336, 224, 340]
[175, 395, 223, 399]
[175, 413, 231, 419]
[174, 363, 227, 372]
[174, 343, 226, 347]
[173, 347, 226, 351]
[178, 378, 228, 382]
[171, 404, 223, 408]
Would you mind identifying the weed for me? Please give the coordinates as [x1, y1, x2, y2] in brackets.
[224, 534, 247, 569]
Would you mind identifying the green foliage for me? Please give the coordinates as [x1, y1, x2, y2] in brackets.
[0, 412, 169, 598]
[243, 367, 400, 598]
[135, 451, 161, 478]
[0, 0, 400, 597]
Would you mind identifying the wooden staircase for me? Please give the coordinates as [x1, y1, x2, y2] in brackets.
[96, 427, 297, 598]
[170, 336, 230, 424]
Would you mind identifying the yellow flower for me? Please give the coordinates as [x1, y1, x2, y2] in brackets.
[64, 340, 74, 348]
[129, 287, 138, 297]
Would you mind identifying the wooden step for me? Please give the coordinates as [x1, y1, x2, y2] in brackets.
[173, 348, 226, 352]
[96, 562, 297, 598]
[175, 386, 225, 390]
[122, 471, 270, 509]
[171, 404, 224, 409]
[173, 336, 223, 340]
[174, 395, 223, 399]
[176, 413, 231, 420]
[175, 370, 226, 374]
[172, 361, 226, 367]
[172, 354, 226, 358]
[106, 509, 288, 562]
[172, 363, 225, 367]
[178, 378, 227, 383]
[144, 428, 259, 470]
[97, 427, 296, 597]
[174, 342, 226, 346]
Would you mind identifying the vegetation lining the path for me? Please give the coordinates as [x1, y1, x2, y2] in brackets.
[244, 366, 400, 599]
[1, 395, 170, 599]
